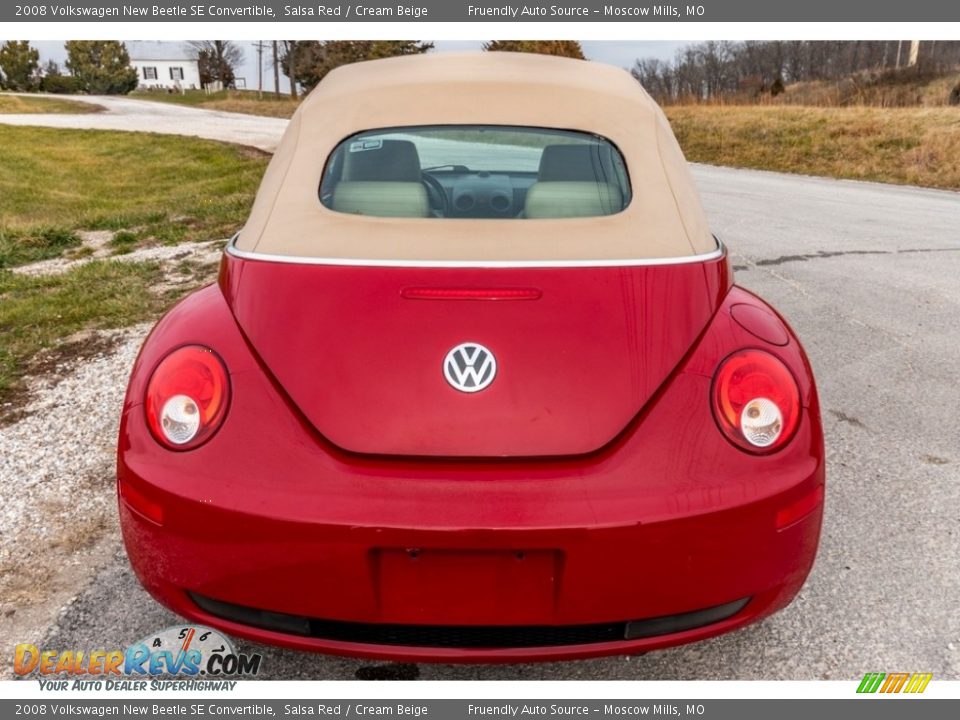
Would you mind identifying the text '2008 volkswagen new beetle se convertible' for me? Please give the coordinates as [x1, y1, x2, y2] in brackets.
[117, 52, 825, 662]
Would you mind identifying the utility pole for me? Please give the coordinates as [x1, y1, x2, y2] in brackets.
[287, 41, 298, 99]
[254, 41, 264, 98]
[272, 41, 280, 95]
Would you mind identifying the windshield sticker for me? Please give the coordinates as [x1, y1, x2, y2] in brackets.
[349, 139, 383, 152]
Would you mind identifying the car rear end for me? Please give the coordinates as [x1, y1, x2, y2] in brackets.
[117, 53, 824, 662]
[117, 248, 823, 662]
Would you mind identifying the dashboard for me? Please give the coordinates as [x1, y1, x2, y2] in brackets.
[427, 170, 538, 218]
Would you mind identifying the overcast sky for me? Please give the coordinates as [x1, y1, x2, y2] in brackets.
[30, 40, 690, 93]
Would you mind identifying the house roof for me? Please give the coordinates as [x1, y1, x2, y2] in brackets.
[126, 41, 196, 63]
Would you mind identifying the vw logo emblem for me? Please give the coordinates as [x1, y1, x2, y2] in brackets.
[443, 342, 497, 393]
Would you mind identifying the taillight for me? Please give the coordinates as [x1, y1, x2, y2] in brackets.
[145, 346, 230, 450]
[711, 349, 800, 453]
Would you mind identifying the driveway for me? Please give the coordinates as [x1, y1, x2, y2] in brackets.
[0, 93, 287, 151]
[2, 101, 958, 680]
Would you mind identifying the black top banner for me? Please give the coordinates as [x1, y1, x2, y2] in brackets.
[5, 0, 960, 23]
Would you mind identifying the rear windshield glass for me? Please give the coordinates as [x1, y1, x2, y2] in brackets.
[319, 126, 631, 220]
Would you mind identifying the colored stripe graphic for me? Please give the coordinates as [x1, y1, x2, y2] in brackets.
[904, 673, 933, 693]
[857, 673, 885, 693]
[857, 672, 932, 694]
[881, 673, 909, 693]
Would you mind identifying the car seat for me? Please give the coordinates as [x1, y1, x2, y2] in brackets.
[332, 139, 430, 218]
[524, 144, 625, 219]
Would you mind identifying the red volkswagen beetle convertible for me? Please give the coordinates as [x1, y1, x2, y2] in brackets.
[117, 53, 824, 662]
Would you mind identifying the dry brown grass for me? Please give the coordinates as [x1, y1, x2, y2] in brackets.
[0, 93, 102, 114]
[777, 74, 959, 108]
[200, 96, 300, 117]
[132, 89, 299, 118]
[661, 71, 960, 108]
[666, 105, 960, 190]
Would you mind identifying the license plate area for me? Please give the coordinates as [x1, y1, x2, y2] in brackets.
[375, 548, 560, 624]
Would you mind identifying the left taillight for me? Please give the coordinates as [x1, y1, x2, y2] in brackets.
[145, 345, 230, 450]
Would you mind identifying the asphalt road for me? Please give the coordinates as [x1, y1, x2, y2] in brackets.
[7, 100, 960, 680]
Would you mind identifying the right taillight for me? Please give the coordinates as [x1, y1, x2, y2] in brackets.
[712, 349, 800, 453]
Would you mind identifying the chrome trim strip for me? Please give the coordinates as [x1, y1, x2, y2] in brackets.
[225, 234, 725, 269]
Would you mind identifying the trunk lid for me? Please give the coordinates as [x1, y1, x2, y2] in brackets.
[222, 254, 725, 457]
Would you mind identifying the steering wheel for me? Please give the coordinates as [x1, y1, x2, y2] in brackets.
[421, 172, 449, 217]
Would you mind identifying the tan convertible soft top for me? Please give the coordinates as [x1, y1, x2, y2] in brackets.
[235, 52, 717, 264]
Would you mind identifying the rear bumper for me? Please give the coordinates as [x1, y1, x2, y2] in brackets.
[118, 424, 823, 662]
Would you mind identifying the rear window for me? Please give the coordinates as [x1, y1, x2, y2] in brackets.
[319, 126, 631, 220]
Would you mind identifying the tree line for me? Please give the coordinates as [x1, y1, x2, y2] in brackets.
[4, 39, 954, 105]
[0, 41, 139, 94]
[632, 41, 960, 104]
[0, 40, 247, 95]
[0, 40, 586, 96]
[277, 40, 585, 93]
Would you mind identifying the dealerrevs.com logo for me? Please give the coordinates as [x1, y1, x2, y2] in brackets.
[15, 625, 262, 690]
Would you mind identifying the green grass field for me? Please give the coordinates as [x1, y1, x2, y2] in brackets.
[0, 125, 268, 268]
[0, 261, 165, 406]
[0, 126, 269, 409]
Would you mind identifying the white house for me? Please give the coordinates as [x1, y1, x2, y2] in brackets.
[126, 41, 201, 91]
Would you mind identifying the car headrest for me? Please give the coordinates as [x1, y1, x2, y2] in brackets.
[342, 139, 423, 182]
[331, 181, 430, 218]
[538, 144, 620, 183]
[524, 182, 624, 219]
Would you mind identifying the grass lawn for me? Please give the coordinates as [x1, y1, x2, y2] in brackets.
[0, 261, 165, 405]
[0, 125, 269, 409]
[665, 105, 960, 190]
[0, 93, 102, 114]
[0, 125, 269, 268]
[132, 89, 300, 118]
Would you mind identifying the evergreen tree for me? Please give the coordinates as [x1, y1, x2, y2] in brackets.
[282, 41, 433, 91]
[65, 41, 138, 94]
[482, 41, 586, 59]
[0, 41, 41, 91]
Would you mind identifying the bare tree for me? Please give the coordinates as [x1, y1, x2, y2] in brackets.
[280, 41, 298, 99]
[633, 40, 960, 104]
[188, 40, 243, 89]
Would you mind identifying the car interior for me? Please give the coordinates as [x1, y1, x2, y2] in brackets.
[322, 131, 631, 219]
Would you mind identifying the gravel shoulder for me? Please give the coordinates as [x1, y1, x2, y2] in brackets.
[0, 323, 149, 661]
[0, 237, 223, 665]
[9, 232, 224, 279]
